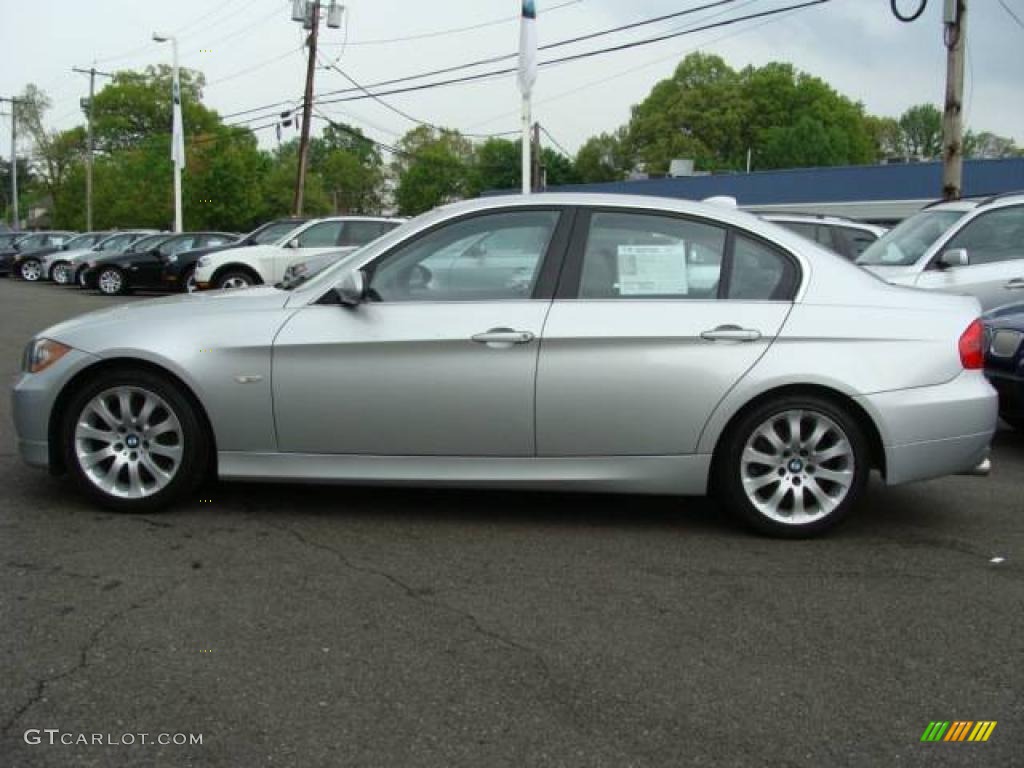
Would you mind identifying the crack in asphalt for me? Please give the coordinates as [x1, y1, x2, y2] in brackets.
[0, 579, 185, 738]
[258, 518, 555, 680]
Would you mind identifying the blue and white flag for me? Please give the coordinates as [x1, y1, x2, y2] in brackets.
[518, 0, 537, 97]
[171, 75, 186, 169]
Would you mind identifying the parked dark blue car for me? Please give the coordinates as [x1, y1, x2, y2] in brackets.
[984, 302, 1024, 431]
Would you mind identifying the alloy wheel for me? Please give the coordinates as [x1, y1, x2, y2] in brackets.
[21, 260, 42, 281]
[52, 264, 69, 284]
[219, 275, 252, 290]
[73, 386, 184, 499]
[98, 268, 123, 295]
[739, 409, 855, 525]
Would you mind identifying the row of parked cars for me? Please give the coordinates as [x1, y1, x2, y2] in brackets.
[0, 216, 406, 294]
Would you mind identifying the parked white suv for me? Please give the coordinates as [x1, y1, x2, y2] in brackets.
[193, 216, 404, 290]
[857, 192, 1024, 310]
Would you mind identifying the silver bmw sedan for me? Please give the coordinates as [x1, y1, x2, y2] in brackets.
[12, 194, 997, 537]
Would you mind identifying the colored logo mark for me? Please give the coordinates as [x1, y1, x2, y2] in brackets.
[920, 721, 997, 742]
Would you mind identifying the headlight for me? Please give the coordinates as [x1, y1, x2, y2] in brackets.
[23, 338, 71, 374]
[196, 257, 209, 269]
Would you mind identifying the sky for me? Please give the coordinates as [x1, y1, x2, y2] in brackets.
[1, 0, 1022, 163]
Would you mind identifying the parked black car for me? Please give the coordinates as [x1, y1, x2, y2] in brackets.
[984, 302, 1024, 432]
[13, 231, 108, 281]
[161, 218, 307, 292]
[0, 231, 75, 277]
[82, 232, 239, 295]
[72, 233, 174, 288]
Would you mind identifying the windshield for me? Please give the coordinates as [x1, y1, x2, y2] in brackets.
[280, 249, 363, 291]
[127, 234, 172, 253]
[64, 233, 100, 250]
[97, 233, 138, 251]
[251, 221, 303, 245]
[856, 210, 967, 266]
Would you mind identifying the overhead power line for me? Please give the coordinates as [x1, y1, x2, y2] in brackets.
[997, 0, 1024, 30]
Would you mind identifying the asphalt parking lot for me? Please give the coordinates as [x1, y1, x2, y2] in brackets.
[0, 277, 1021, 767]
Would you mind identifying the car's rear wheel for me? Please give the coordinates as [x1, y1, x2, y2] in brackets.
[51, 262, 70, 284]
[97, 266, 128, 296]
[214, 270, 255, 290]
[62, 369, 209, 512]
[20, 258, 42, 281]
[715, 395, 869, 537]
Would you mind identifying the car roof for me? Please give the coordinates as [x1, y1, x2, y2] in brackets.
[760, 213, 884, 230]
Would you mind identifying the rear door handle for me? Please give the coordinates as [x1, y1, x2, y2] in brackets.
[471, 328, 535, 345]
[700, 325, 762, 342]
[1004, 278, 1024, 290]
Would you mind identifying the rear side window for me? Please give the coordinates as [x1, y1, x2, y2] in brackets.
[728, 235, 799, 300]
[339, 221, 392, 247]
[297, 221, 344, 247]
[579, 212, 726, 300]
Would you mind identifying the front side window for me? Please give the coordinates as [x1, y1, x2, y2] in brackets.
[368, 211, 558, 302]
[942, 206, 1024, 266]
[252, 221, 303, 245]
[158, 237, 199, 257]
[579, 212, 725, 299]
[297, 222, 344, 248]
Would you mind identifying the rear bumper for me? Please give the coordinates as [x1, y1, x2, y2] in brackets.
[856, 371, 998, 485]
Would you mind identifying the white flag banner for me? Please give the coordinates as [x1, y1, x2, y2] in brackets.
[171, 76, 186, 169]
[518, 0, 537, 96]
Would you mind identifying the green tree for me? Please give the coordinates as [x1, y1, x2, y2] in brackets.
[473, 137, 521, 193]
[964, 130, 1022, 159]
[898, 104, 942, 159]
[392, 126, 475, 215]
[574, 130, 631, 182]
[310, 122, 385, 214]
[540, 147, 580, 187]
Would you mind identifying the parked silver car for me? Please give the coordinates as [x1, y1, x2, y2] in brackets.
[857, 192, 1024, 310]
[12, 194, 997, 536]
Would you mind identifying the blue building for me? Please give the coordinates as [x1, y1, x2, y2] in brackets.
[540, 157, 1024, 224]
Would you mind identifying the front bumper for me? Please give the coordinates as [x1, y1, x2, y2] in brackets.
[11, 348, 103, 470]
[856, 370, 998, 486]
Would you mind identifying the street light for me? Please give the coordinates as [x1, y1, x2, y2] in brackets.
[153, 32, 184, 233]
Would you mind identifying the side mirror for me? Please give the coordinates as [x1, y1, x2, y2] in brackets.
[938, 248, 969, 269]
[335, 270, 367, 306]
[286, 238, 299, 249]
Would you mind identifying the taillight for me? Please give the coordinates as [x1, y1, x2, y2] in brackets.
[959, 319, 985, 369]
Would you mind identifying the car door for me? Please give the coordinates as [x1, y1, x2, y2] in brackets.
[272, 208, 571, 456]
[536, 209, 797, 456]
[916, 205, 1024, 310]
[148, 235, 199, 285]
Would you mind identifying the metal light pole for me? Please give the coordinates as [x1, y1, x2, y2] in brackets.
[153, 33, 184, 232]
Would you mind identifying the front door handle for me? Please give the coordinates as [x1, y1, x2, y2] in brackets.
[701, 325, 762, 342]
[1004, 278, 1024, 290]
[471, 328, 535, 346]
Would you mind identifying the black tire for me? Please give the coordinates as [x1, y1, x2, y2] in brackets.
[183, 267, 198, 293]
[214, 270, 256, 290]
[714, 394, 870, 538]
[61, 368, 210, 512]
[97, 266, 129, 296]
[76, 266, 90, 289]
[20, 258, 43, 282]
[50, 261, 69, 283]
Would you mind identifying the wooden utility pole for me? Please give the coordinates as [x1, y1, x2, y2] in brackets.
[941, 0, 967, 201]
[73, 66, 114, 231]
[293, 0, 321, 216]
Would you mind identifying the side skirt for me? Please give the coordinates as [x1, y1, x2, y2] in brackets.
[217, 452, 712, 496]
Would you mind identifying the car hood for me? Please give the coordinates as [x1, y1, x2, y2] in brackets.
[208, 244, 285, 263]
[859, 264, 921, 279]
[40, 286, 291, 350]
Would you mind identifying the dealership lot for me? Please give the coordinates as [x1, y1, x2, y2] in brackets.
[0, 278, 1021, 766]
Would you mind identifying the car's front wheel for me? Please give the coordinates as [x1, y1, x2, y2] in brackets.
[51, 262, 70, 284]
[214, 270, 255, 290]
[184, 269, 198, 293]
[97, 266, 128, 295]
[20, 258, 43, 281]
[62, 369, 209, 512]
[715, 395, 869, 538]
